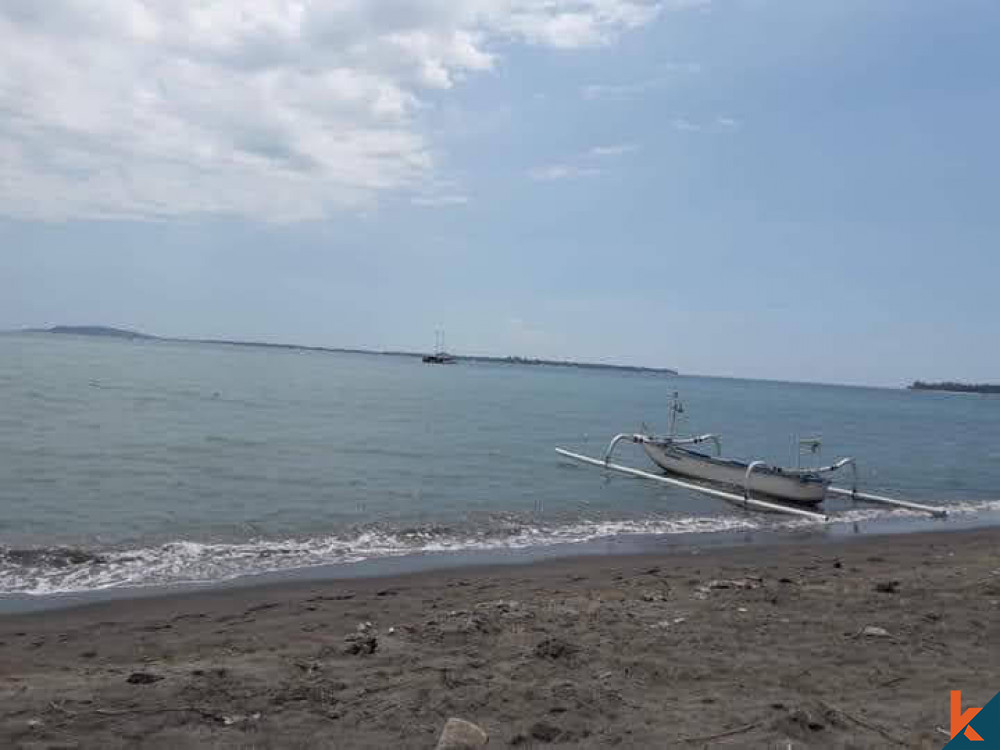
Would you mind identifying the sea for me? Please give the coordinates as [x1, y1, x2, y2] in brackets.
[2, 332, 999, 606]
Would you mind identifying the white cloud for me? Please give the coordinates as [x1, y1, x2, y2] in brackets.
[671, 116, 742, 133]
[587, 143, 639, 157]
[581, 61, 700, 100]
[530, 142, 637, 181]
[411, 194, 469, 207]
[582, 80, 658, 101]
[528, 164, 603, 182]
[671, 117, 703, 132]
[0, 0, 668, 222]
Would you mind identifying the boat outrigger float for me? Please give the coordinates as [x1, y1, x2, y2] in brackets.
[555, 395, 947, 522]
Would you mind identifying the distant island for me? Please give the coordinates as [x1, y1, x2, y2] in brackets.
[909, 380, 1000, 394]
[26, 326, 678, 376]
[42, 325, 156, 340]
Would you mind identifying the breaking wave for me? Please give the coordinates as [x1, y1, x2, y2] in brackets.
[2, 499, 998, 596]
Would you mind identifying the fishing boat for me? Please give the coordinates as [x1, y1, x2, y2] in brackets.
[422, 329, 456, 364]
[611, 395, 838, 505]
[556, 393, 947, 520]
[611, 433, 833, 505]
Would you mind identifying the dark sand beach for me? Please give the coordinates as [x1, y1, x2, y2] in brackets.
[1, 528, 998, 749]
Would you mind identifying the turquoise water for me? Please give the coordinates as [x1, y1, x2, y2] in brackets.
[2, 332, 999, 595]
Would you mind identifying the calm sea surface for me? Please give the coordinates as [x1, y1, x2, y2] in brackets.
[2, 332, 999, 596]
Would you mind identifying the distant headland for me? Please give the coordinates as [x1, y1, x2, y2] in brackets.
[909, 380, 1000, 395]
[41, 325, 156, 339]
[24, 326, 679, 376]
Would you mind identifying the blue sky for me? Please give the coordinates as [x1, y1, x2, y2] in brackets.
[2, 0, 998, 386]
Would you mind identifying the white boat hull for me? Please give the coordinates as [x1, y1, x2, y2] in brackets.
[642, 442, 828, 504]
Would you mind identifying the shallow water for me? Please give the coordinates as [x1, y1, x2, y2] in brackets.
[2, 332, 999, 595]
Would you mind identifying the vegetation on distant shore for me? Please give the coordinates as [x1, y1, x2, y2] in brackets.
[909, 380, 1000, 394]
[45, 325, 155, 339]
[30, 326, 678, 376]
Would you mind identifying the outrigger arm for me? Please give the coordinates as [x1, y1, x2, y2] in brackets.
[603, 433, 722, 464]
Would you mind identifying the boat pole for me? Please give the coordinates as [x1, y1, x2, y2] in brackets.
[826, 486, 947, 518]
[555, 448, 828, 522]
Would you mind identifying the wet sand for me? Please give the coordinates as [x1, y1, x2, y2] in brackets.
[1, 527, 998, 749]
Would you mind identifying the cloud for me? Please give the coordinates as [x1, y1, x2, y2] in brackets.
[0, 0, 666, 222]
[528, 164, 603, 182]
[582, 80, 658, 101]
[530, 142, 638, 181]
[671, 116, 741, 133]
[587, 143, 639, 158]
[411, 194, 469, 207]
[671, 118, 703, 132]
[581, 61, 701, 101]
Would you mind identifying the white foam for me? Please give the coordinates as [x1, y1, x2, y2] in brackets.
[2, 499, 998, 596]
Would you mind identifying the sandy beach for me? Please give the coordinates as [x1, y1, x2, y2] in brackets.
[1, 527, 998, 749]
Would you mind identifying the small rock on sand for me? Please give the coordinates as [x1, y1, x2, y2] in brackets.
[529, 721, 563, 743]
[435, 718, 488, 749]
[861, 626, 891, 638]
[534, 637, 577, 660]
[126, 672, 164, 685]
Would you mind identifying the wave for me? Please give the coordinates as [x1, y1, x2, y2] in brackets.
[2, 499, 998, 596]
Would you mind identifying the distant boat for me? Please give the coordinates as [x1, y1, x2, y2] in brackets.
[423, 329, 456, 364]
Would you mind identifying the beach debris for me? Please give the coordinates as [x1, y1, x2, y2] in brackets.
[344, 621, 379, 655]
[774, 708, 827, 735]
[640, 591, 668, 602]
[222, 712, 261, 726]
[534, 637, 577, 661]
[874, 580, 900, 594]
[435, 717, 488, 749]
[475, 599, 522, 613]
[693, 577, 762, 599]
[27, 718, 44, 729]
[681, 721, 760, 743]
[126, 671, 164, 685]
[345, 634, 378, 655]
[860, 626, 891, 638]
[529, 721, 563, 743]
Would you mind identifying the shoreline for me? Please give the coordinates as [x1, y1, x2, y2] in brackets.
[4, 505, 998, 615]
[2, 526, 998, 747]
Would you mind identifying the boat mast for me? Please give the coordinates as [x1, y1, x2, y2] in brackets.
[668, 391, 683, 438]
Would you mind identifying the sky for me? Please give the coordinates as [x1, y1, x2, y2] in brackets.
[1, 0, 998, 387]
